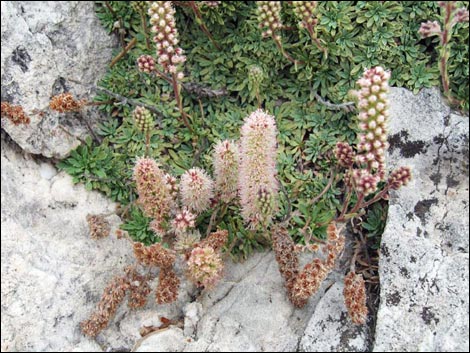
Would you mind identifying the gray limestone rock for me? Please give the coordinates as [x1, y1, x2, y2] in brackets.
[373, 88, 469, 352]
[134, 252, 367, 352]
[0, 139, 131, 352]
[1, 1, 116, 158]
[299, 282, 369, 352]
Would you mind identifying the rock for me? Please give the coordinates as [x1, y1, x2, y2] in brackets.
[1, 138, 201, 352]
[0, 139, 132, 352]
[1, 1, 117, 158]
[185, 252, 315, 352]
[299, 283, 369, 352]
[183, 302, 203, 337]
[373, 88, 469, 352]
[133, 328, 187, 353]
[134, 252, 368, 352]
[39, 162, 57, 180]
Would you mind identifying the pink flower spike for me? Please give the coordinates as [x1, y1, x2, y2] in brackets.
[239, 109, 279, 228]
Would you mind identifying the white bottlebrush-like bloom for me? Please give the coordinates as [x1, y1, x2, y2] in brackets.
[239, 109, 278, 228]
[180, 167, 214, 214]
[213, 140, 239, 203]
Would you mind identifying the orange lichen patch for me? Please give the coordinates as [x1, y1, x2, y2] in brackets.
[1, 101, 30, 125]
[49, 92, 86, 113]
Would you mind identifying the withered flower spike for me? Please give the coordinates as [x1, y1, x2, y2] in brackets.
[133, 242, 176, 269]
[272, 226, 300, 304]
[127, 267, 152, 309]
[343, 271, 368, 325]
[156, 267, 180, 304]
[86, 214, 111, 240]
[80, 273, 130, 337]
[1, 102, 30, 125]
[197, 229, 229, 253]
[49, 92, 86, 113]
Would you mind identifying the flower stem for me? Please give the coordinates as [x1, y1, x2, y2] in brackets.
[309, 167, 336, 206]
[307, 27, 327, 59]
[140, 11, 151, 50]
[273, 37, 303, 65]
[337, 193, 364, 222]
[255, 87, 261, 108]
[145, 131, 150, 157]
[189, 1, 221, 50]
[110, 37, 137, 68]
[171, 74, 193, 133]
[338, 185, 353, 221]
[439, 2, 460, 105]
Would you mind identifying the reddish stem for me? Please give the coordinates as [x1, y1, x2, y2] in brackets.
[145, 131, 150, 157]
[153, 69, 173, 84]
[306, 26, 327, 56]
[273, 37, 303, 65]
[338, 185, 353, 221]
[140, 11, 151, 50]
[189, 1, 221, 50]
[359, 185, 390, 210]
[337, 182, 392, 223]
[337, 193, 364, 223]
[171, 74, 193, 133]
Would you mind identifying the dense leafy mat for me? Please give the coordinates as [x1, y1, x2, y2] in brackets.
[59, 1, 469, 259]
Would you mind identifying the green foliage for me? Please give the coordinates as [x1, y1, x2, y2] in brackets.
[446, 11, 470, 111]
[57, 137, 132, 202]
[119, 205, 157, 245]
[362, 203, 389, 249]
[290, 200, 337, 243]
[60, 1, 469, 256]
[95, 1, 141, 34]
[218, 208, 265, 261]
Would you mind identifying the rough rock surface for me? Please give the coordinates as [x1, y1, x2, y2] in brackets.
[134, 252, 366, 352]
[1, 1, 116, 158]
[0, 139, 122, 351]
[299, 283, 369, 352]
[373, 88, 469, 352]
